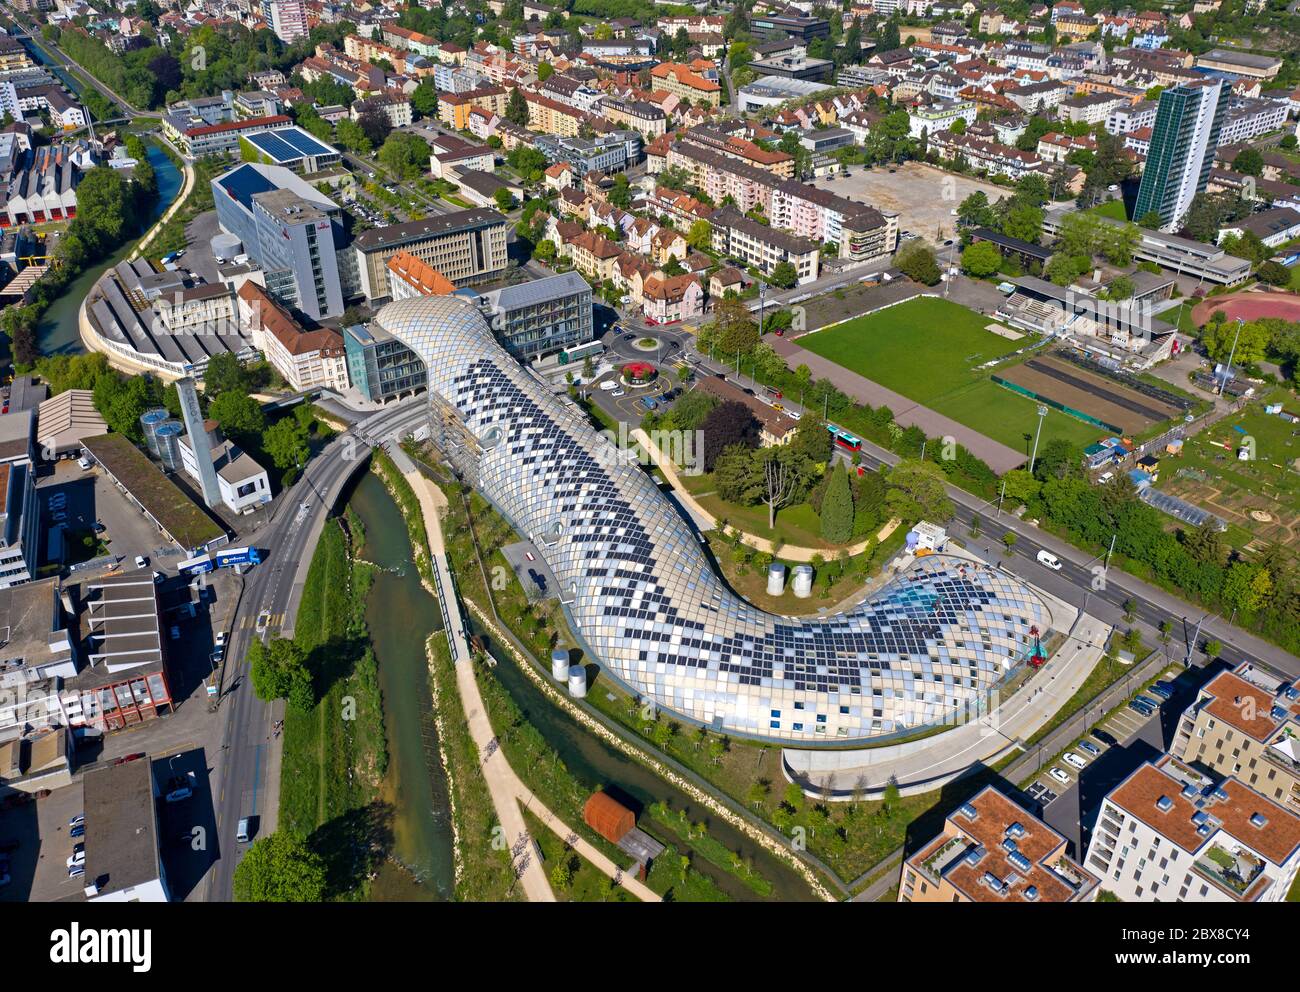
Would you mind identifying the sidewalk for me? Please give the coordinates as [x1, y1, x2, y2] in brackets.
[401, 458, 657, 902]
[634, 427, 898, 562]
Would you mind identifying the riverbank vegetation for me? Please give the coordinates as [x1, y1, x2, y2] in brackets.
[2, 147, 162, 368]
[372, 450, 433, 582]
[425, 631, 519, 902]
[263, 520, 390, 901]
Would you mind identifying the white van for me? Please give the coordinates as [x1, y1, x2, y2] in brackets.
[1036, 549, 1063, 571]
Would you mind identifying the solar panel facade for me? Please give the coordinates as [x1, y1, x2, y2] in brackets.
[378, 296, 1055, 745]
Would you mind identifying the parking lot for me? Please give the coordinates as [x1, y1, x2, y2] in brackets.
[814, 161, 1011, 244]
[1022, 662, 1226, 859]
[588, 367, 678, 426]
[37, 460, 185, 573]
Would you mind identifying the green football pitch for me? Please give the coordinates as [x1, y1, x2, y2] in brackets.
[799, 297, 1106, 452]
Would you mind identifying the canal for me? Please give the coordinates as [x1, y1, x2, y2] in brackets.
[347, 470, 457, 901]
[36, 140, 184, 355]
[467, 615, 817, 902]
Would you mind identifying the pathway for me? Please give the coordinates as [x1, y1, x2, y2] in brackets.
[129, 133, 195, 262]
[634, 427, 898, 562]
[396, 451, 657, 902]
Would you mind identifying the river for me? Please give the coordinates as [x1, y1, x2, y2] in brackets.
[36, 140, 184, 356]
[347, 470, 457, 901]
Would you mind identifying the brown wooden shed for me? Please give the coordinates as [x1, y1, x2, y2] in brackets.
[583, 791, 635, 844]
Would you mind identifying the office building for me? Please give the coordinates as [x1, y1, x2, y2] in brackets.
[212, 162, 356, 320]
[352, 208, 509, 303]
[0, 458, 37, 589]
[748, 14, 830, 45]
[343, 322, 426, 403]
[1084, 755, 1300, 902]
[1133, 80, 1230, 231]
[238, 125, 340, 174]
[469, 271, 594, 361]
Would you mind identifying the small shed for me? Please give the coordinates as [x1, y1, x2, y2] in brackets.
[584, 791, 635, 845]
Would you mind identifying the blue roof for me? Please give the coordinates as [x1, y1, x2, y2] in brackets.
[243, 126, 334, 163]
[215, 163, 278, 212]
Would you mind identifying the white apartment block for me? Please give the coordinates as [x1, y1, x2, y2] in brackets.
[1106, 99, 1157, 135]
[1084, 755, 1300, 902]
[908, 99, 978, 138]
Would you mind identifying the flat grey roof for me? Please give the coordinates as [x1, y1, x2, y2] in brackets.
[352, 207, 507, 251]
[83, 757, 164, 897]
[491, 271, 592, 311]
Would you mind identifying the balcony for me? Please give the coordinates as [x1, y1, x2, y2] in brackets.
[1193, 843, 1265, 898]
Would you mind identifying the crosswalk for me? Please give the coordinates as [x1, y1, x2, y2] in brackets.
[237, 612, 285, 631]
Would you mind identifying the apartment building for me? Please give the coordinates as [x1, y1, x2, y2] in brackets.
[560, 229, 624, 282]
[1084, 755, 1300, 902]
[386, 250, 457, 300]
[929, 131, 1047, 180]
[237, 281, 349, 392]
[264, 0, 308, 44]
[709, 206, 821, 285]
[1134, 79, 1231, 230]
[1060, 92, 1129, 126]
[1218, 96, 1289, 146]
[1171, 663, 1300, 815]
[901, 786, 1098, 902]
[353, 209, 509, 303]
[908, 99, 978, 138]
[1106, 99, 1157, 134]
[1037, 131, 1097, 163]
[678, 125, 795, 178]
[523, 91, 586, 137]
[438, 86, 507, 130]
[650, 63, 722, 107]
[599, 98, 668, 139]
[351, 91, 413, 129]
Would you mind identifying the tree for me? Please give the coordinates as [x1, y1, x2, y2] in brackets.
[768, 260, 797, 289]
[209, 391, 266, 445]
[73, 167, 131, 253]
[248, 636, 311, 707]
[700, 402, 761, 472]
[820, 462, 855, 544]
[506, 145, 548, 182]
[377, 131, 430, 179]
[957, 191, 997, 229]
[232, 832, 327, 902]
[885, 459, 953, 521]
[534, 238, 556, 261]
[1200, 319, 1270, 366]
[335, 117, 371, 155]
[1232, 147, 1264, 177]
[536, 61, 554, 82]
[686, 218, 712, 252]
[356, 104, 392, 147]
[263, 416, 311, 472]
[960, 240, 1001, 277]
[202, 352, 248, 398]
[896, 241, 940, 285]
[1002, 202, 1043, 243]
[761, 448, 799, 530]
[494, 187, 517, 211]
[711, 296, 758, 356]
[410, 79, 439, 117]
[1256, 260, 1291, 287]
[505, 86, 529, 126]
[1137, 209, 1163, 229]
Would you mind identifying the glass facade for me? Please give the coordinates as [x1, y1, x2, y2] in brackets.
[377, 296, 1052, 744]
[343, 323, 426, 402]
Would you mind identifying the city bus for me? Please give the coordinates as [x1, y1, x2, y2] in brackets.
[825, 422, 863, 452]
[559, 341, 604, 365]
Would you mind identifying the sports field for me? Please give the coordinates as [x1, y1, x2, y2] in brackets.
[800, 297, 1104, 453]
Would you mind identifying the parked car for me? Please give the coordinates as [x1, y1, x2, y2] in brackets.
[91, 521, 106, 534]
[215, 631, 227, 647]
[1129, 700, 1154, 717]
[164, 774, 194, 803]
[134, 556, 148, 569]
[1148, 683, 1173, 700]
[169, 626, 181, 641]
[1048, 767, 1071, 785]
[1135, 695, 1161, 709]
[78, 456, 93, 471]
[66, 864, 85, 879]
[70, 823, 85, 839]
[67, 846, 85, 869]
[1063, 751, 1087, 770]
[611, 389, 625, 397]
[1077, 740, 1101, 757]
[236, 816, 257, 843]
[68, 813, 85, 829]
[1091, 728, 1117, 747]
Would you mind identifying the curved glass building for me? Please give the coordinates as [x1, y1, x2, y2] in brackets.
[377, 295, 1051, 744]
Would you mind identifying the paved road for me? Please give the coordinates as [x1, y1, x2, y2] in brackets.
[203, 398, 426, 901]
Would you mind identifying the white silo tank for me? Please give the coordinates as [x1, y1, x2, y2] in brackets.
[567, 665, 588, 698]
[551, 649, 569, 682]
[792, 564, 814, 598]
[767, 562, 786, 596]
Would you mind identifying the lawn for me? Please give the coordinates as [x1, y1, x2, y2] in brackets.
[1089, 199, 1129, 222]
[800, 297, 1104, 452]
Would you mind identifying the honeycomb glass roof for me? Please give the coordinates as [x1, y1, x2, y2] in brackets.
[376, 296, 1051, 744]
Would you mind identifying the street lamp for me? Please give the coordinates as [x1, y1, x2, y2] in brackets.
[1028, 405, 1047, 475]
[1218, 318, 1243, 396]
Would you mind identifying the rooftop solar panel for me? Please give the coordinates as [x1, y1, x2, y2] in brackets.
[216, 164, 277, 212]
[279, 127, 333, 156]
[246, 129, 297, 162]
